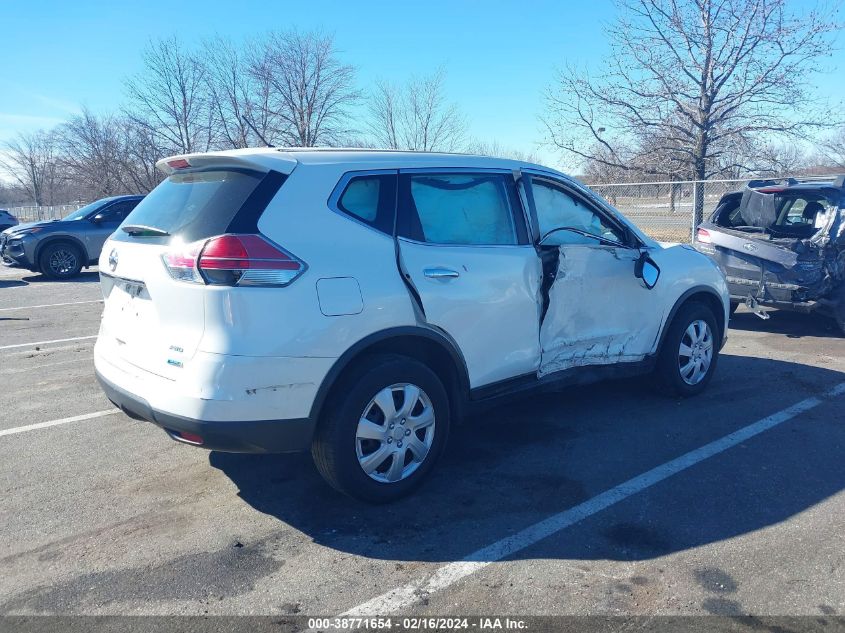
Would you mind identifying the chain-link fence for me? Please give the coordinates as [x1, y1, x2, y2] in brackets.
[588, 179, 750, 244]
[3, 204, 86, 224]
[4, 175, 839, 241]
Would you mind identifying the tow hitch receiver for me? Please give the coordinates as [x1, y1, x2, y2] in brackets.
[744, 296, 771, 320]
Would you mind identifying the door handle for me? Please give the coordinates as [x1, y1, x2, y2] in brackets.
[423, 267, 460, 279]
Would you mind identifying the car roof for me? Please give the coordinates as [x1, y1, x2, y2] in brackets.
[159, 146, 567, 179]
[86, 195, 144, 206]
[276, 147, 535, 169]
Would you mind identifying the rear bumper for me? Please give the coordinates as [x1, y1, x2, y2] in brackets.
[96, 369, 314, 453]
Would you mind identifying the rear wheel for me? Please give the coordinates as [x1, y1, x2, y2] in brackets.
[39, 241, 83, 279]
[653, 301, 720, 397]
[312, 354, 450, 503]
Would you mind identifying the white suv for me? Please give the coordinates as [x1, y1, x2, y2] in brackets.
[95, 149, 729, 502]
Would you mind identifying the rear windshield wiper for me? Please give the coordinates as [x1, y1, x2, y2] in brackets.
[122, 224, 170, 237]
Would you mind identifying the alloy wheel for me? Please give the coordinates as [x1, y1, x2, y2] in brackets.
[49, 249, 78, 275]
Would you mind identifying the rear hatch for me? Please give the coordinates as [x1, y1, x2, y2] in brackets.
[99, 156, 293, 379]
[698, 188, 835, 301]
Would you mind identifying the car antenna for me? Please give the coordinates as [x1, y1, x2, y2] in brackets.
[241, 116, 274, 148]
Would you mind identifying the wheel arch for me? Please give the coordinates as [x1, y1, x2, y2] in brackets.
[657, 285, 727, 355]
[308, 326, 471, 429]
[34, 235, 89, 269]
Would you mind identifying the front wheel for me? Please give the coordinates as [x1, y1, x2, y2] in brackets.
[312, 354, 450, 503]
[653, 301, 720, 397]
[39, 242, 83, 279]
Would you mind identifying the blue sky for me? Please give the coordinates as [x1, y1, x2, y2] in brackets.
[0, 0, 841, 170]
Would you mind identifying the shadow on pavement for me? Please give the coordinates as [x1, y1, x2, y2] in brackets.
[20, 271, 100, 284]
[729, 307, 842, 338]
[210, 353, 845, 563]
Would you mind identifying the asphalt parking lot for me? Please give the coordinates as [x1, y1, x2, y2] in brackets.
[1, 264, 844, 619]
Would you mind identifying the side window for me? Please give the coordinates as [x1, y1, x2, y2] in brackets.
[776, 195, 827, 227]
[532, 179, 626, 246]
[335, 174, 396, 234]
[99, 201, 137, 224]
[399, 173, 525, 245]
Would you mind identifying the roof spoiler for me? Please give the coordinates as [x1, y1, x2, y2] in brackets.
[155, 150, 297, 176]
[746, 175, 845, 189]
[746, 177, 797, 189]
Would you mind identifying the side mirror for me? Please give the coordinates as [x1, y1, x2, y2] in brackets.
[635, 252, 660, 289]
[91, 212, 106, 224]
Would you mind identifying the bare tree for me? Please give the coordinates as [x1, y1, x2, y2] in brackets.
[368, 70, 465, 151]
[544, 0, 841, 219]
[0, 130, 60, 206]
[465, 139, 539, 163]
[818, 127, 845, 168]
[57, 108, 127, 197]
[119, 119, 167, 193]
[368, 80, 402, 149]
[251, 30, 359, 146]
[125, 36, 213, 155]
[203, 36, 277, 149]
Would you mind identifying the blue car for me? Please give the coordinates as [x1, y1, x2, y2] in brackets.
[0, 195, 144, 279]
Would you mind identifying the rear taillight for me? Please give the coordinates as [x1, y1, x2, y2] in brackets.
[162, 234, 306, 287]
[162, 242, 204, 283]
[696, 228, 712, 244]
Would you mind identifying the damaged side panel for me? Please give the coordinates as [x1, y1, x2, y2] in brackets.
[538, 245, 661, 377]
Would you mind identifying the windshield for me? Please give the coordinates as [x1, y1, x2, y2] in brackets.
[62, 200, 107, 221]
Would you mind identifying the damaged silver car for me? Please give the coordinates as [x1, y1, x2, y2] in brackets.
[695, 176, 845, 332]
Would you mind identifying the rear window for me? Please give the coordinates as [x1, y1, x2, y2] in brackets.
[716, 189, 836, 236]
[119, 170, 283, 243]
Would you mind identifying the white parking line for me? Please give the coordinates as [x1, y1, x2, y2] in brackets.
[0, 300, 103, 312]
[0, 335, 97, 351]
[341, 381, 845, 617]
[0, 409, 119, 438]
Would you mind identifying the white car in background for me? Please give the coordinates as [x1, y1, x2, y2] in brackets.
[95, 148, 729, 502]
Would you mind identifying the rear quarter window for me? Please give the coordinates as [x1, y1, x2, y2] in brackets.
[334, 174, 397, 234]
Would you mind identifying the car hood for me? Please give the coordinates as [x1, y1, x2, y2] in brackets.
[2, 220, 63, 237]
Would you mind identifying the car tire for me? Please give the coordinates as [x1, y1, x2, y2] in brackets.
[39, 241, 84, 279]
[312, 354, 450, 503]
[654, 301, 720, 397]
